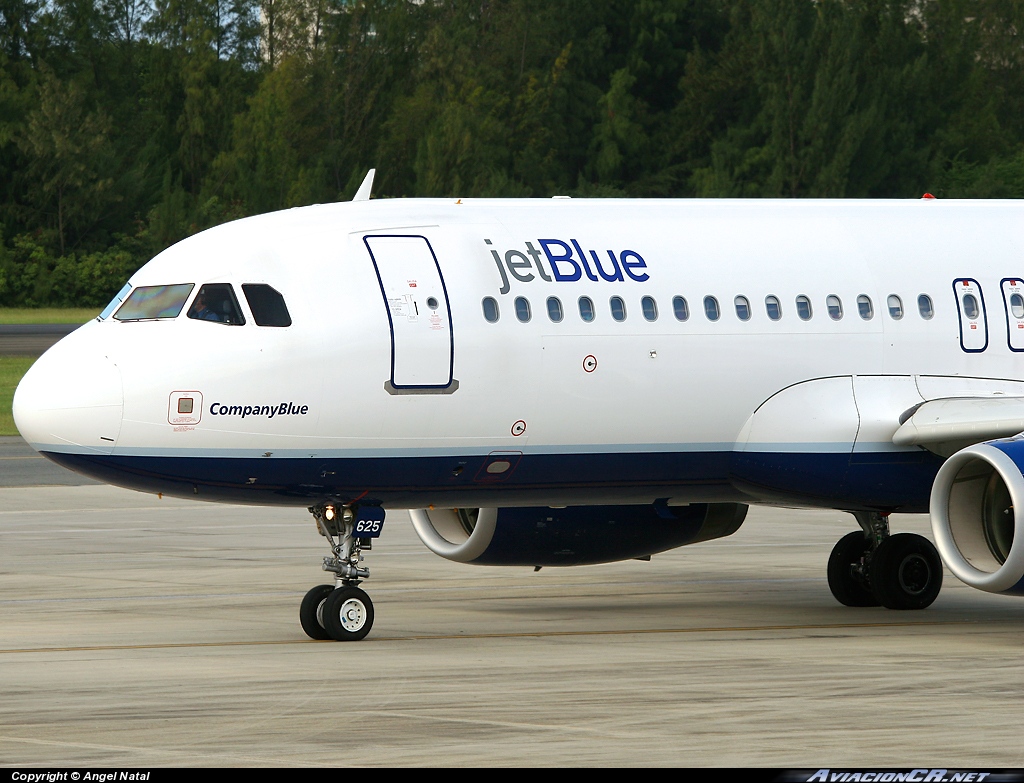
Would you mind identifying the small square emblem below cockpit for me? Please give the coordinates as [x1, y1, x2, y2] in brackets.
[169, 391, 203, 426]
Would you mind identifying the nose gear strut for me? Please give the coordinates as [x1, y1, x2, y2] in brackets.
[316, 504, 370, 582]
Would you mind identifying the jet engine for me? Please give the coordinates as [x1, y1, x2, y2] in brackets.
[409, 503, 748, 566]
[930, 440, 1024, 596]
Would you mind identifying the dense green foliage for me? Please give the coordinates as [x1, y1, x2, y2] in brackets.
[0, 355, 34, 433]
[1, 0, 1023, 306]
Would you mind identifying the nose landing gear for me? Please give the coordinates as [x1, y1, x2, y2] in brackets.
[300, 504, 382, 641]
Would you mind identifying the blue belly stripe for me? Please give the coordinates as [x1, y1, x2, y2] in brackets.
[42, 448, 943, 512]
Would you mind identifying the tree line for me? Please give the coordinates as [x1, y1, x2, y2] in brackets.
[1, 0, 1023, 307]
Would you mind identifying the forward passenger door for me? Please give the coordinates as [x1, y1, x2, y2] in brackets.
[364, 235, 455, 390]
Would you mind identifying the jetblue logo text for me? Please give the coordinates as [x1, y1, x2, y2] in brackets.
[210, 402, 309, 419]
[486, 238, 649, 294]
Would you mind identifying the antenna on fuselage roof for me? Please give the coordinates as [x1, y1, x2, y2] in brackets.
[353, 169, 375, 201]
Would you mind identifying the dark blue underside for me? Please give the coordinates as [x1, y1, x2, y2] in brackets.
[44, 448, 944, 513]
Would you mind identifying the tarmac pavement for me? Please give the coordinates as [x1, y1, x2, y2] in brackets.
[0, 467, 1021, 767]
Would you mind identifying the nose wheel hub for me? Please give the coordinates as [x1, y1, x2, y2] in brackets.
[339, 598, 368, 632]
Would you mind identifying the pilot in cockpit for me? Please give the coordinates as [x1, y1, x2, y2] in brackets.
[188, 291, 222, 322]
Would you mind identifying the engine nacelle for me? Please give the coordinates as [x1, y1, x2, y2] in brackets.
[409, 503, 748, 566]
[931, 441, 1024, 595]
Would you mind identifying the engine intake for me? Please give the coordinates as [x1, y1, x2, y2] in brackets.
[930, 441, 1024, 595]
[409, 503, 748, 566]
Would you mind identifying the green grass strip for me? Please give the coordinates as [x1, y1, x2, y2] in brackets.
[0, 308, 98, 324]
[0, 356, 35, 436]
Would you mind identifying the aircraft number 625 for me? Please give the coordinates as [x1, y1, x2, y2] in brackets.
[354, 519, 384, 538]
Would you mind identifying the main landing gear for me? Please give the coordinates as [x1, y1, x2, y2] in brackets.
[827, 511, 943, 610]
[300, 504, 380, 641]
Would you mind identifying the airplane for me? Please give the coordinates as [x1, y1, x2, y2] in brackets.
[13, 171, 1024, 641]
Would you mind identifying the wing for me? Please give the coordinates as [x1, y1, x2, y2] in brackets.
[892, 396, 1024, 456]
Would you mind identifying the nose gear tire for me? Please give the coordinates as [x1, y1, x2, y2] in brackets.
[300, 584, 336, 640]
[322, 585, 375, 641]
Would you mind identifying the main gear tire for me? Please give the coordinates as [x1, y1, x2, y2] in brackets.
[871, 533, 943, 610]
[827, 531, 880, 607]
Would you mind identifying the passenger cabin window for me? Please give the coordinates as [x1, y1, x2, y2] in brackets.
[826, 295, 843, 321]
[918, 294, 935, 320]
[242, 284, 291, 327]
[796, 295, 812, 321]
[764, 296, 781, 321]
[114, 283, 194, 321]
[704, 296, 720, 321]
[734, 296, 751, 321]
[482, 297, 499, 323]
[887, 295, 904, 320]
[547, 296, 564, 322]
[857, 295, 874, 320]
[610, 296, 626, 322]
[515, 296, 531, 322]
[189, 284, 245, 325]
[673, 296, 689, 321]
[578, 296, 595, 322]
[641, 296, 658, 322]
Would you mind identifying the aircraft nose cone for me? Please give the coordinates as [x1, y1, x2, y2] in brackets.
[13, 329, 123, 454]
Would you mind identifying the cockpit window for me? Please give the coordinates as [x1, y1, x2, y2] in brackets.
[242, 284, 292, 327]
[187, 284, 245, 325]
[100, 282, 132, 320]
[114, 284, 194, 321]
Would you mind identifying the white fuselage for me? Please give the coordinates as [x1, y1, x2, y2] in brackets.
[14, 198, 1024, 511]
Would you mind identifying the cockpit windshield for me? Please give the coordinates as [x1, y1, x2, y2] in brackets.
[99, 282, 133, 320]
[242, 284, 291, 327]
[107, 281, 286, 326]
[187, 284, 245, 325]
[114, 284, 195, 321]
